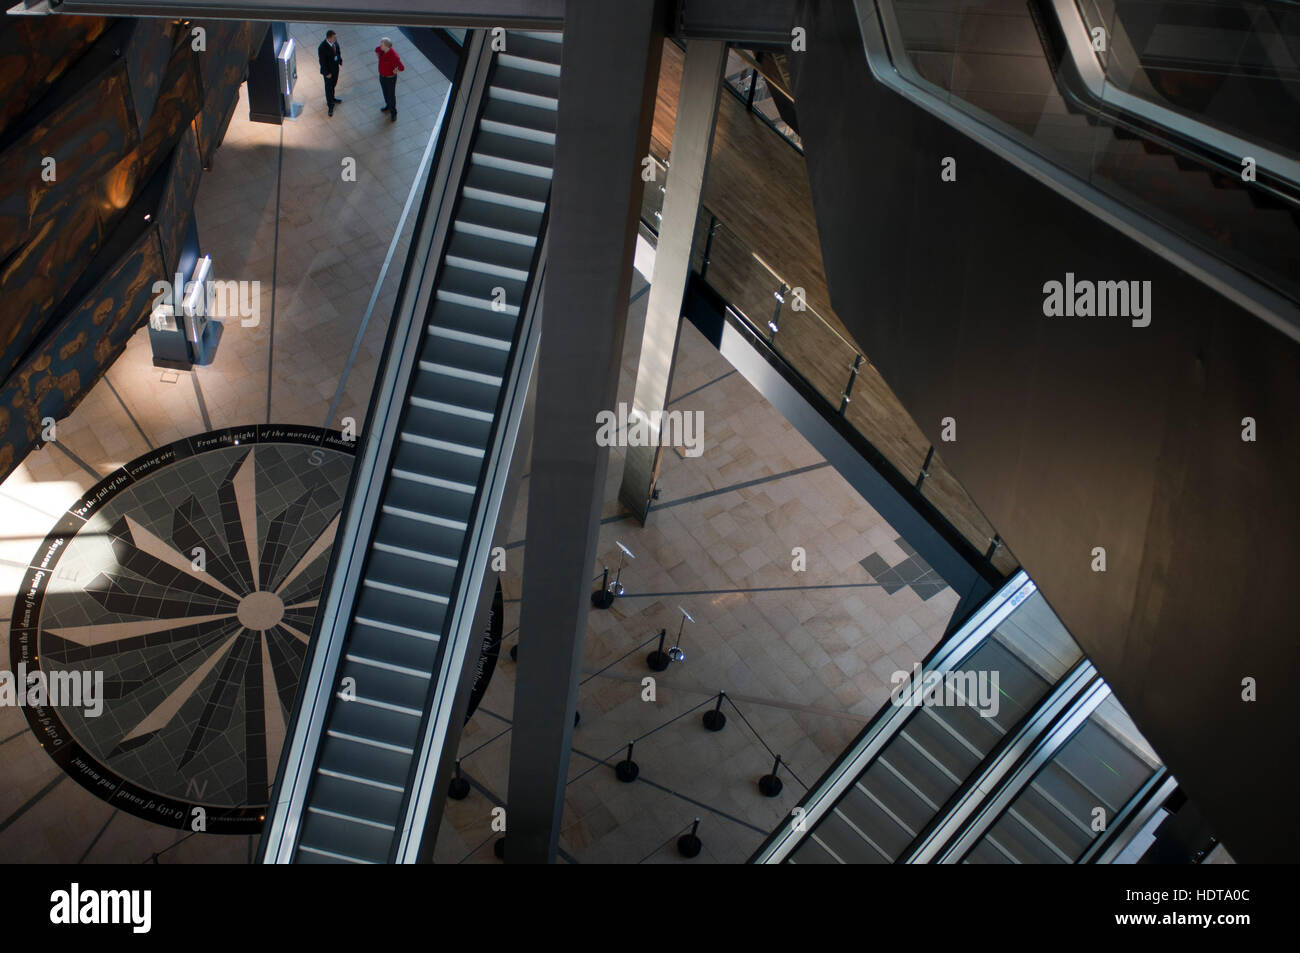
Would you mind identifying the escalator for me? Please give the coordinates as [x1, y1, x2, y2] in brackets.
[944, 689, 1165, 864]
[258, 29, 561, 865]
[753, 572, 1172, 864]
[802, 627, 1084, 863]
[885, 0, 1300, 305]
[754, 573, 1078, 863]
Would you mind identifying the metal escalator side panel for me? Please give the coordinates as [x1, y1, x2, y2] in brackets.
[750, 570, 1036, 863]
[258, 32, 496, 865]
[964, 694, 1165, 865]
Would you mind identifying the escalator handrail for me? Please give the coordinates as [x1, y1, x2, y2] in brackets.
[751, 570, 1036, 863]
[859, 0, 1300, 344]
[905, 659, 1099, 862]
[1087, 769, 1177, 864]
[931, 676, 1113, 863]
[1043, 0, 1300, 207]
[258, 31, 494, 864]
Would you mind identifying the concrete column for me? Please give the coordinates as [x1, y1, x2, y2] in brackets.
[504, 0, 665, 864]
[617, 39, 726, 524]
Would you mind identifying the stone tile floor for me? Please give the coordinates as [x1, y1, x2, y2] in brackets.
[431, 275, 959, 864]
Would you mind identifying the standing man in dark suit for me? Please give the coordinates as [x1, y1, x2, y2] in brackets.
[319, 30, 343, 116]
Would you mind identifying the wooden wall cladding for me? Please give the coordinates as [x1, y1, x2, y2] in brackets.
[0, 58, 136, 262]
[0, 25, 203, 387]
[0, 200, 107, 385]
[0, 14, 253, 482]
[0, 15, 109, 142]
[198, 82, 242, 169]
[193, 21, 252, 100]
[156, 126, 202, 275]
[192, 21, 252, 166]
[248, 22, 270, 61]
[125, 34, 204, 186]
[122, 18, 177, 136]
[0, 225, 163, 477]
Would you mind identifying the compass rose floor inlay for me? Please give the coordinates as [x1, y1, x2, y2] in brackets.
[9, 425, 354, 833]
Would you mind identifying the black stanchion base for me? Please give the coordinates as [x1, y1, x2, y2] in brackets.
[646, 650, 670, 672]
[493, 838, 506, 860]
[591, 588, 615, 609]
[758, 774, 784, 797]
[702, 709, 726, 731]
[509, 643, 517, 662]
[615, 759, 639, 783]
[677, 833, 702, 858]
[447, 776, 471, 800]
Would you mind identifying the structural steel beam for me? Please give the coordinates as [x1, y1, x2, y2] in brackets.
[618, 38, 725, 524]
[51, 0, 794, 42]
[681, 275, 995, 608]
[505, 0, 664, 864]
[672, 0, 796, 43]
[52, 0, 564, 26]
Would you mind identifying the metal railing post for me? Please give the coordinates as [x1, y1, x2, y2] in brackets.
[839, 353, 863, 413]
[916, 444, 934, 490]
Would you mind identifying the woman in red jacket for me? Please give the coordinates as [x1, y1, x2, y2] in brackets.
[375, 37, 405, 121]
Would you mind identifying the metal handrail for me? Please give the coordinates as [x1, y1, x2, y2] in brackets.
[906, 659, 1101, 862]
[1082, 768, 1173, 863]
[645, 153, 865, 387]
[1050, 0, 1300, 203]
[1089, 771, 1178, 864]
[859, 0, 1300, 343]
[931, 676, 1113, 863]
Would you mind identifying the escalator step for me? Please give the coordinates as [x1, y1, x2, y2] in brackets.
[464, 163, 552, 207]
[858, 758, 932, 836]
[814, 809, 891, 864]
[429, 289, 521, 342]
[834, 781, 913, 860]
[373, 504, 467, 565]
[500, 33, 563, 68]
[498, 52, 561, 78]
[319, 731, 413, 790]
[299, 810, 394, 864]
[1014, 785, 1094, 860]
[348, 615, 441, 671]
[491, 64, 559, 103]
[482, 96, 556, 139]
[788, 836, 842, 864]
